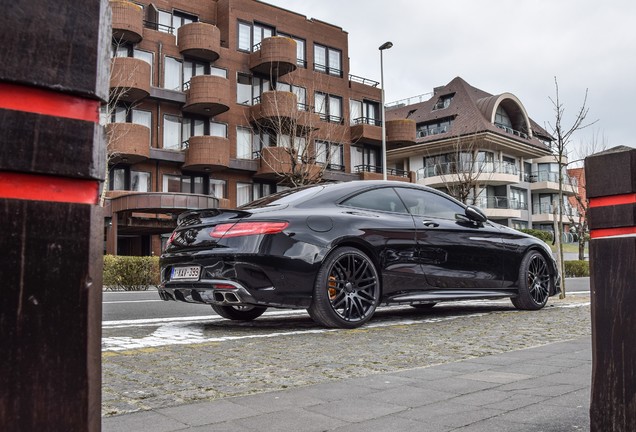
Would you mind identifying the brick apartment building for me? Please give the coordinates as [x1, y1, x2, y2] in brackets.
[105, 0, 413, 255]
[385, 77, 578, 234]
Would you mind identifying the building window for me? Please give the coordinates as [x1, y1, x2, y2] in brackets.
[110, 167, 151, 192]
[495, 106, 512, 128]
[350, 99, 380, 125]
[510, 188, 528, 210]
[314, 92, 343, 123]
[163, 115, 182, 150]
[314, 44, 342, 77]
[164, 57, 182, 90]
[432, 93, 454, 111]
[350, 145, 379, 172]
[163, 174, 210, 194]
[237, 21, 274, 52]
[278, 33, 306, 67]
[236, 182, 253, 206]
[131, 171, 151, 192]
[253, 182, 274, 201]
[210, 121, 227, 138]
[236, 73, 270, 105]
[209, 179, 226, 199]
[111, 44, 153, 86]
[316, 141, 344, 171]
[148, 8, 196, 34]
[210, 66, 227, 78]
[236, 127, 255, 159]
[275, 82, 307, 110]
[416, 117, 453, 138]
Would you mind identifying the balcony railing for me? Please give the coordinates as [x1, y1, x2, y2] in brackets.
[417, 125, 448, 138]
[417, 161, 518, 180]
[494, 122, 529, 139]
[351, 116, 381, 126]
[354, 165, 409, 178]
[532, 203, 579, 218]
[348, 74, 379, 87]
[528, 171, 579, 188]
[143, 20, 174, 34]
[313, 63, 343, 77]
[316, 113, 344, 124]
[474, 196, 527, 210]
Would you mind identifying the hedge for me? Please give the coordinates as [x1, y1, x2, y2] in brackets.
[519, 229, 553, 244]
[564, 260, 589, 278]
[103, 255, 160, 291]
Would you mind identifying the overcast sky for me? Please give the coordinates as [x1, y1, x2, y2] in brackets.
[264, 0, 635, 154]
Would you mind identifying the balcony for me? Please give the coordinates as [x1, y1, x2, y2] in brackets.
[177, 22, 221, 62]
[110, 57, 151, 102]
[416, 162, 520, 188]
[183, 75, 230, 116]
[529, 171, 578, 195]
[249, 37, 297, 78]
[532, 203, 579, 224]
[350, 117, 382, 145]
[474, 196, 524, 220]
[250, 91, 320, 132]
[106, 123, 150, 163]
[110, 1, 143, 44]
[386, 119, 416, 148]
[353, 165, 413, 182]
[182, 136, 230, 172]
[254, 146, 321, 180]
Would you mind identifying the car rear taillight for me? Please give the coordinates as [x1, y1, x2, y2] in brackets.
[210, 221, 289, 238]
[166, 231, 177, 247]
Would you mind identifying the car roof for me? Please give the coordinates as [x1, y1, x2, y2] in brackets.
[247, 181, 459, 210]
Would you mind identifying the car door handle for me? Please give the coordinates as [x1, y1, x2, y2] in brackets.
[422, 220, 439, 228]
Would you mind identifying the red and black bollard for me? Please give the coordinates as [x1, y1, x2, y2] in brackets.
[0, 1, 110, 431]
[587, 146, 636, 431]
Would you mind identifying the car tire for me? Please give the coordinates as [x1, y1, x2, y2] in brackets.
[211, 304, 267, 321]
[308, 247, 381, 328]
[511, 250, 551, 310]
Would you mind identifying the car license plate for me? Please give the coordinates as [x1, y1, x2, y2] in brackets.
[171, 266, 201, 281]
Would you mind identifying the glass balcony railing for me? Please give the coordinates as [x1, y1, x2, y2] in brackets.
[474, 196, 527, 210]
[416, 161, 518, 180]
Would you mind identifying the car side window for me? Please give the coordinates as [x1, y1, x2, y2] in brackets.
[396, 187, 464, 220]
[342, 188, 409, 214]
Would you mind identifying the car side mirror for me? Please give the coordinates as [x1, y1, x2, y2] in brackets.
[465, 205, 487, 223]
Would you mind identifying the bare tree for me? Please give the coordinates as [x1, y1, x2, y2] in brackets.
[100, 38, 148, 206]
[547, 77, 597, 298]
[565, 130, 608, 260]
[247, 72, 352, 188]
[424, 136, 493, 205]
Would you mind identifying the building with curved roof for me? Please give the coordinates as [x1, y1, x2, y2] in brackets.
[386, 77, 578, 231]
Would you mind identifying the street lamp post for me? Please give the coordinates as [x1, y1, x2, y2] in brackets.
[379, 41, 393, 181]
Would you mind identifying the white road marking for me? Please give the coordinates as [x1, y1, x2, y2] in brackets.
[104, 300, 164, 304]
[102, 301, 590, 352]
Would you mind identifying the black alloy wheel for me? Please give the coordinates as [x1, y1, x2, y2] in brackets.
[511, 251, 551, 310]
[211, 304, 267, 321]
[308, 247, 380, 328]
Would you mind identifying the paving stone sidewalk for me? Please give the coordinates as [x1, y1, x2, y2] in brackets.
[104, 336, 591, 431]
[103, 295, 591, 431]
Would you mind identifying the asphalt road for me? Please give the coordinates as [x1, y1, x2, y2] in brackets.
[102, 277, 590, 322]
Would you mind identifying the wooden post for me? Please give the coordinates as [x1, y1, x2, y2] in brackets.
[0, 1, 110, 431]
[587, 146, 636, 431]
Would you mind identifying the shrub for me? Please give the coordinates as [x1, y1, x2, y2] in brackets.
[103, 255, 160, 291]
[520, 229, 553, 244]
[564, 260, 589, 278]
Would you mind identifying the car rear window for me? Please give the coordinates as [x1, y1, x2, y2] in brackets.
[239, 185, 325, 209]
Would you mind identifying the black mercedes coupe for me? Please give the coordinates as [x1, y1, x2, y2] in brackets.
[159, 181, 560, 328]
